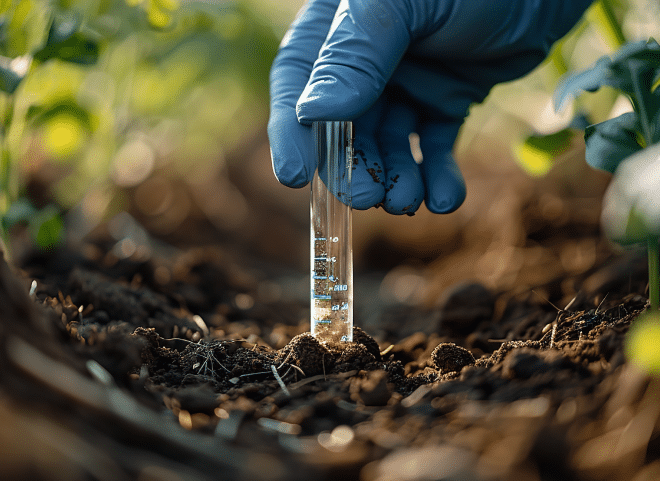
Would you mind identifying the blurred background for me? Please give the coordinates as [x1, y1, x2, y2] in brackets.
[0, 0, 658, 318]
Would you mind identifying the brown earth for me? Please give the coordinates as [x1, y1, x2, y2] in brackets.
[1, 135, 659, 481]
[0, 228, 659, 481]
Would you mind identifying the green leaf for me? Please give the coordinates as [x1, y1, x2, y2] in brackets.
[554, 39, 660, 111]
[0, 62, 24, 93]
[34, 211, 63, 250]
[32, 11, 99, 65]
[33, 31, 99, 64]
[2, 200, 63, 250]
[29, 205, 63, 250]
[584, 112, 642, 173]
[1, 197, 35, 229]
[28, 100, 91, 128]
[554, 56, 613, 111]
[625, 311, 660, 374]
[3, 0, 50, 57]
[46, 11, 81, 46]
[514, 129, 575, 177]
[610, 38, 660, 66]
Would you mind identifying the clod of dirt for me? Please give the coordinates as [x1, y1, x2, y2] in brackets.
[352, 326, 381, 360]
[437, 282, 495, 335]
[276, 333, 332, 376]
[274, 328, 382, 377]
[334, 343, 377, 372]
[431, 343, 476, 373]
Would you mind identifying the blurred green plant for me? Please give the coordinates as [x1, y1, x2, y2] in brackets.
[511, 0, 628, 176]
[554, 38, 660, 375]
[0, 0, 278, 255]
[0, 2, 103, 254]
[555, 39, 660, 309]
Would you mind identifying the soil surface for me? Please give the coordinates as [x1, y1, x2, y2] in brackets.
[1, 229, 659, 481]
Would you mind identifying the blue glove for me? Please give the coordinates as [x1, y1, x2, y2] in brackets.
[269, 0, 593, 214]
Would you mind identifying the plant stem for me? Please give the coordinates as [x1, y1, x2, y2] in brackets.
[648, 235, 660, 310]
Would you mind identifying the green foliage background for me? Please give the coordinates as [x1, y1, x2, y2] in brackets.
[0, 0, 279, 251]
[462, 0, 660, 177]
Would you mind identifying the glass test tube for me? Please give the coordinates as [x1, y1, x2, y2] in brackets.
[310, 121, 354, 343]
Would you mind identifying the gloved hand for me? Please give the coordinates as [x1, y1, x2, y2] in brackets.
[268, 0, 594, 214]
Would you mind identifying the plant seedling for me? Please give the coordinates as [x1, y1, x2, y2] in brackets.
[555, 39, 660, 311]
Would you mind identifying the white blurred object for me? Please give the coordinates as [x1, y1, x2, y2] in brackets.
[623, 0, 660, 41]
[493, 89, 575, 135]
[601, 143, 660, 244]
[372, 445, 477, 481]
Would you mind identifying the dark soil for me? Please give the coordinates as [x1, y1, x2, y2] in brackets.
[1, 227, 659, 480]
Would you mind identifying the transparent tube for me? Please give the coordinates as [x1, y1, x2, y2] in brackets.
[310, 121, 353, 343]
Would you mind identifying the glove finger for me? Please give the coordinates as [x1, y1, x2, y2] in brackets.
[376, 98, 423, 215]
[268, 0, 341, 188]
[350, 99, 386, 210]
[418, 121, 466, 214]
[296, 0, 413, 123]
[268, 110, 314, 188]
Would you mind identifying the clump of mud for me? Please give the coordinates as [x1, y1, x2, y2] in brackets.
[275, 332, 331, 376]
[431, 342, 476, 373]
